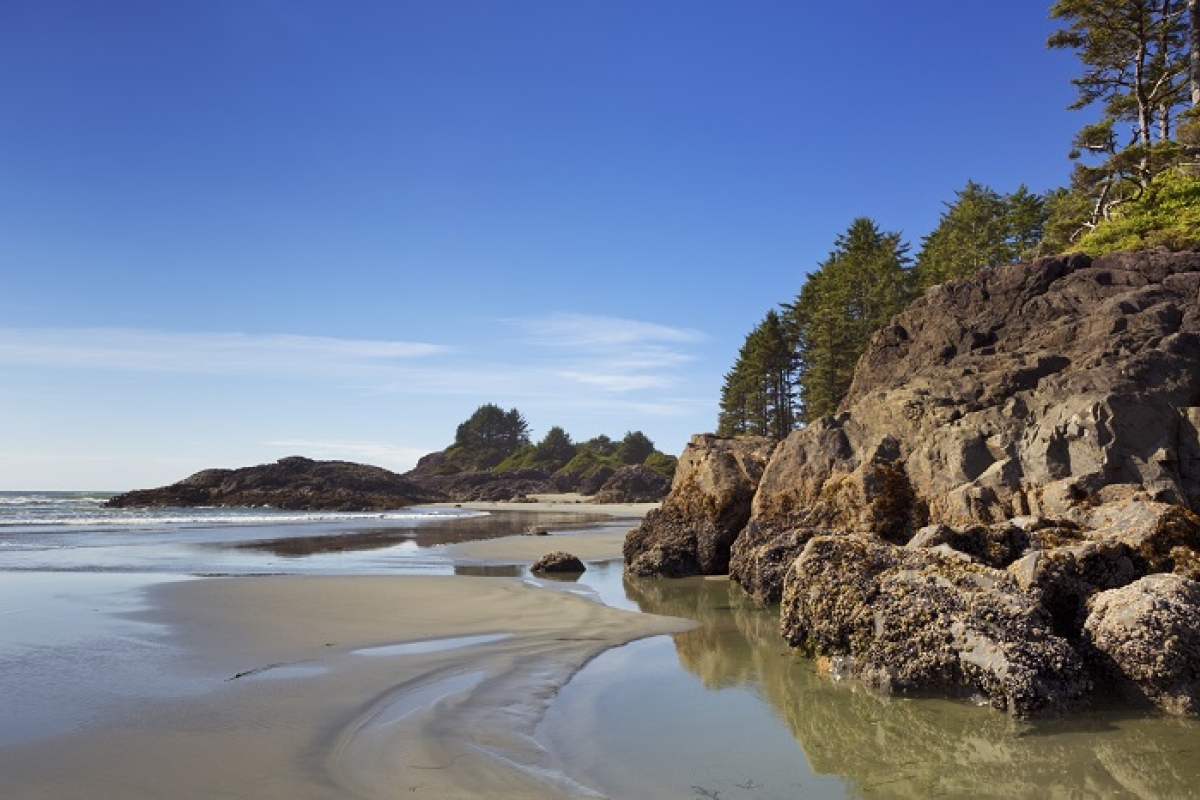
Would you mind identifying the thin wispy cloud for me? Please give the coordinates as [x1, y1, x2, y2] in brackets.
[502, 313, 707, 396]
[0, 329, 449, 375]
[0, 317, 712, 419]
[508, 313, 706, 348]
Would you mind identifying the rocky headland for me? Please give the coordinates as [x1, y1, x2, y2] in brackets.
[626, 247, 1200, 717]
[104, 456, 436, 511]
[107, 446, 673, 511]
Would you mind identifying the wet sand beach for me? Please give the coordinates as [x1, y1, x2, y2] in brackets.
[0, 500, 687, 799]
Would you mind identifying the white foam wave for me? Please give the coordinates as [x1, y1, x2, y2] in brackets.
[0, 508, 487, 528]
[0, 495, 109, 506]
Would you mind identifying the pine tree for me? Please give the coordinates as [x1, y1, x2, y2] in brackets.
[616, 431, 656, 465]
[1049, 0, 1192, 226]
[717, 309, 796, 438]
[1191, 0, 1199, 107]
[785, 218, 911, 423]
[452, 404, 532, 468]
[532, 426, 576, 470]
[914, 182, 1047, 288]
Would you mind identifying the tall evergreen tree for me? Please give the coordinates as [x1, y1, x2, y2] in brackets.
[1191, 0, 1200, 107]
[532, 426, 576, 470]
[784, 218, 911, 424]
[717, 309, 796, 438]
[616, 431, 656, 465]
[1049, 0, 1192, 225]
[452, 403, 531, 468]
[915, 182, 1047, 288]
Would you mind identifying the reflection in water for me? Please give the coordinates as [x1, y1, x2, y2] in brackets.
[621, 575, 1200, 799]
[232, 529, 416, 556]
[229, 510, 611, 557]
[454, 564, 523, 578]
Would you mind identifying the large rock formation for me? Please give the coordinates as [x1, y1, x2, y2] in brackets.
[780, 533, 1091, 716]
[105, 456, 435, 511]
[630, 248, 1200, 716]
[623, 434, 774, 577]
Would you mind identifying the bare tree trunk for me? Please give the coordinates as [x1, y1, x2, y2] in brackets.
[1191, 0, 1200, 107]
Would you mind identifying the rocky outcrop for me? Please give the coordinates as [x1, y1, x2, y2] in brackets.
[623, 434, 774, 578]
[403, 451, 674, 504]
[628, 248, 1200, 716]
[740, 249, 1200, 545]
[1084, 573, 1200, 715]
[780, 533, 1091, 716]
[590, 465, 672, 504]
[105, 456, 435, 511]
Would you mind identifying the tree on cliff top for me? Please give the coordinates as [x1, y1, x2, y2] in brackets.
[915, 182, 1047, 288]
[786, 218, 911, 424]
[1048, 0, 1193, 229]
[720, 218, 911, 437]
[717, 308, 795, 439]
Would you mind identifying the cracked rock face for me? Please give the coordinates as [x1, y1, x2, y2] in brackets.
[838, 249, 1200, 527]
[624, 434, 774, 578]
[629, 249, 1200, 715]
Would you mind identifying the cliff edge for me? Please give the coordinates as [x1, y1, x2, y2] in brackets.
[626, 248, 1200, 716]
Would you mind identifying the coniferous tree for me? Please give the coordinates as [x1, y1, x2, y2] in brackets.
[532, 426, 576, 470]
[915, 182, 1047, 288]
[717, 309, 796, 438]
[1003, 185, 1049, 260]
[1191, 0, 1199, 107]
[452, 403, 531, 468]
[785, 218, 911, 424]
[1048, 0, 1192, 226]
[616, 431, 656, 465]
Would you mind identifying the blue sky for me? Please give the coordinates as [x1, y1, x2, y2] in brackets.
[1, 1, 1081, 490]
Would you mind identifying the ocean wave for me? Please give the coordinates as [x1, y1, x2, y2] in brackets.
[0, 508, 487, 528]
[0, 495, 110, 506]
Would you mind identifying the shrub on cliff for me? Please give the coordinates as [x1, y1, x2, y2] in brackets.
[1075, 170, 1200, 254]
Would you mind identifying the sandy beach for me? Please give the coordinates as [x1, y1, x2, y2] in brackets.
[0, 501, 691, 799]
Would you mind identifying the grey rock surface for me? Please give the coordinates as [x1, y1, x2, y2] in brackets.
[1084, 573, 1200, 715]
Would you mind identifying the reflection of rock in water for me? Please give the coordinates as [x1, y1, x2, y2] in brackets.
[623, 574, 1200, 798]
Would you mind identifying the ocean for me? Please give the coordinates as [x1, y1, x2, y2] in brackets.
[0, 490, 588, 576]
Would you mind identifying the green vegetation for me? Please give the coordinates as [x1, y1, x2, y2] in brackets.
[1048, 0, 1197, 233]
[717, 1, 1200, 440]
[443, 403, 532, 471]
[787, 218, 911, 424]
[1075, 168, 1200, 252]
[439, 403, 678, 480]
[915, 183, 1047, 286]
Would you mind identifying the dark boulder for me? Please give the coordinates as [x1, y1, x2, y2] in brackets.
[531, 551, 586, 574]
